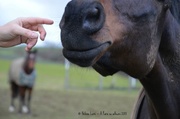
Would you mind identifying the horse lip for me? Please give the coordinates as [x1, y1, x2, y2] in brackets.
[63, 41, 111, 67]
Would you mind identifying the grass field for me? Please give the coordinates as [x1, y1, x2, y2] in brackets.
[0, 58, 141, 119]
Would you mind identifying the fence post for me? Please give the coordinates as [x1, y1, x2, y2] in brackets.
[99, 75, 104, 90]
[110, 76, 117, 89]
[64, 59, 70, 89]
[129, 76, 137, 90]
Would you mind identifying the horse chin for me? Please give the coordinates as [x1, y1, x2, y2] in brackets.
[92, 52, 119, 76]
[92, 61, 118, 76]
[63, 42, 111, 67]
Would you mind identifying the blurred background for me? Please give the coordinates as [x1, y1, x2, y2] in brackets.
[0, 0, 142, 119]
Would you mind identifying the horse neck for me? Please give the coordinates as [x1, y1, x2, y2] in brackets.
[139, 10, 180, 118]
[159, 10, 180, 79]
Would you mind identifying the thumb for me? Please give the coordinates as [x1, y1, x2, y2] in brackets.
[14, 25, 38, 39]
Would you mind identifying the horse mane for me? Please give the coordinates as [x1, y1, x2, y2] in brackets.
[170, 0, 180, 24]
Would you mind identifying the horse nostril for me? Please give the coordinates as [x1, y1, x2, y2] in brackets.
[85, 7, 99, 22]
[82, 3, 105, 34]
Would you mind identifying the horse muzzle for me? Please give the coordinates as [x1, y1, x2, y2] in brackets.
[60, 0, 110, 67]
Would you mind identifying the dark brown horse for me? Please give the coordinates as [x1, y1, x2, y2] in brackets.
[60, 0, 180, 119]
[9, 50, 37, 114]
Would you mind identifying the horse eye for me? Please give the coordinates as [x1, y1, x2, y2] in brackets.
[130, 10, 157, 23]
[131, 13, 149, 22]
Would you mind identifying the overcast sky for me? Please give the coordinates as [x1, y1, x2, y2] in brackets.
[0, 0, 71, 47]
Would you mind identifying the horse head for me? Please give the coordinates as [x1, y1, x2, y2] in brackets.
[60, 0, 180, 118]
[24, 49, 38, 73]
[60, 0, 172, 79]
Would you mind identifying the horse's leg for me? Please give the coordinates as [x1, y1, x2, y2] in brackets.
[9, 81, 18, 112]
[27, 87, 32, 113]
[19, 86, 26, 113]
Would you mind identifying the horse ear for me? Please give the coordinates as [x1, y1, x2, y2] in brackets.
[27, 51, 31, 54]
[157, 0, 170, 2]
[157, 0, 171, 11]
[26, 49, 38, 54]
[33, 49, 38, 54]
[158, 0, 171, 9]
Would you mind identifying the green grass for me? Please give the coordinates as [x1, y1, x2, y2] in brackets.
[0, 59, 141, 90]
[0, 58, 142, 119]
[0, 88, 139, 119]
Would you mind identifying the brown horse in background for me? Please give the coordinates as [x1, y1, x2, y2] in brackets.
[8, 50, 37, 114]
[60, 0, 180, 119]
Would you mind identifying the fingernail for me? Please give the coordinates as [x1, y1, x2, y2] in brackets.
[31, 32, 38, 38]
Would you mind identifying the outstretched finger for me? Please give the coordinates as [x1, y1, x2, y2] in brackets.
[21, 17, 54, 26]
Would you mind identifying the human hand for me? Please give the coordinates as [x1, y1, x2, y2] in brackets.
[0, 17, 54, 51]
